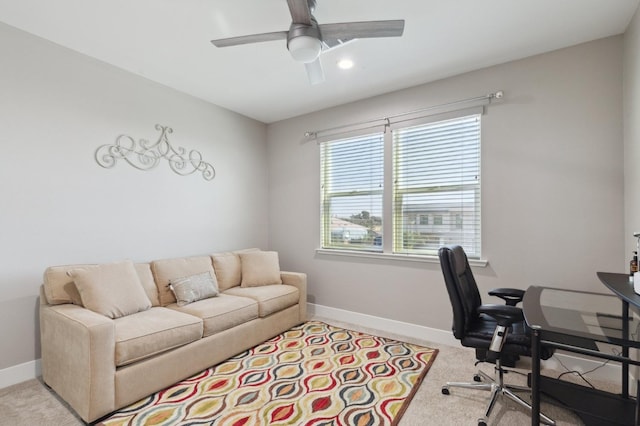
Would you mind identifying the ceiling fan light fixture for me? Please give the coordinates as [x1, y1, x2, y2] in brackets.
[288, 35, 322, 63]
[337, 58, 354, 70]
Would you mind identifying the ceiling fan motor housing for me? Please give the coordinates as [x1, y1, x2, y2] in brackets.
[287, 22, 322, 63]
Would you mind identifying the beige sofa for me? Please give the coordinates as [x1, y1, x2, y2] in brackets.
[39, 249, 307, 423]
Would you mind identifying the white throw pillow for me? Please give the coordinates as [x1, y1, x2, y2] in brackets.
[169, 271, 219, 307]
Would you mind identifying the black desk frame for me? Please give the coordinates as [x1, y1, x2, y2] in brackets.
[527, 275, 640, 426]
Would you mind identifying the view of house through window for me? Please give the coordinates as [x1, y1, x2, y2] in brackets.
[320, 113, 481, 258]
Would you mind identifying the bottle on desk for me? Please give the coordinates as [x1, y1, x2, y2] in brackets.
[632, 251, 640, 294]
[630, 251, 638, 278]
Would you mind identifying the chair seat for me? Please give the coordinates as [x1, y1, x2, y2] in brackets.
[461, 314, 553, 360]
[462, 314, 529, 351]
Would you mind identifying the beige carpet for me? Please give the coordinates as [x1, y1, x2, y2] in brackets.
[0, 316, 619, 425]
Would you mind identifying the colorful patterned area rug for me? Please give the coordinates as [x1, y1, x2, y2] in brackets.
[100, 321, 438, 426]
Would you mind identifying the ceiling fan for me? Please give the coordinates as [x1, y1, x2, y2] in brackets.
[210, 0, 405, 85]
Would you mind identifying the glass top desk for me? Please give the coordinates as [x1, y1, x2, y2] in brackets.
[523, 276, 640, 426]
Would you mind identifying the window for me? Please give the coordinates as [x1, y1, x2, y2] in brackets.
[320, 113, 481, 258]
[320, 133, 384, 251]
[393, 115, 481, 256]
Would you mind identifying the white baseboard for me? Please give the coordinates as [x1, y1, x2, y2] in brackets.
[308, 303, 622, 385]
[308, 302, 459, 347]
[0, 359, 41, 389]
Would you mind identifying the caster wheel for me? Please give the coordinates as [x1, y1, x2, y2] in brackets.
[441, 387, 450, 395]
[473, 374, 482, 382]
[478, 420, 487, 426]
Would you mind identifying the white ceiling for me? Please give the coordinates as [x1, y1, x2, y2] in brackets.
[1, 0, 638, 123]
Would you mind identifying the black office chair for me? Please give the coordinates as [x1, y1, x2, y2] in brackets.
[438, 245, 555, 426]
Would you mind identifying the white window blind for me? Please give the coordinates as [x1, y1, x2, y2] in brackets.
[393, 114, 481, 257]
[320, 133, 384, 251]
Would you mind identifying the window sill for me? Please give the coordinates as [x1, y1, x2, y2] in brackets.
[315, 248, 488, 267]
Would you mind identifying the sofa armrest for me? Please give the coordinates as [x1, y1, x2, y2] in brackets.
[40, 303, 116, 422]
[280, 271, 307, 322]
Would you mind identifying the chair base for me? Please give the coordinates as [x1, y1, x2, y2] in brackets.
[442, 364, 555, 426]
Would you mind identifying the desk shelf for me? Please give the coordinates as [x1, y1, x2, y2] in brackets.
[533, 375, 636, 426]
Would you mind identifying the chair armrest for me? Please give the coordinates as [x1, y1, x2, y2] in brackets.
[488, 288, 525, 306]
[477, 304, 524, 327]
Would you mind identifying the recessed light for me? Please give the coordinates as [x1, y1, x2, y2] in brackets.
[337, 59, 354, 70]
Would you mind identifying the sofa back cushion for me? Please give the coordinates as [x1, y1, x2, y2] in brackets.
[43, 265, 86, 305]
[151, 256, 217, 306]
[135, 263, 160, 307]
[43, 262, 159, 307]
[239, 251, 283, 287]
[67, 260, 152, 319]
[211, 248, 260, 291]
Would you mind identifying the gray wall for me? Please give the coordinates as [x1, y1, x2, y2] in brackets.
[625, 4, 640, 252]
[267, 36, 625, 332]
[0, 17, 632, 378]
[0, 22, 269, 371]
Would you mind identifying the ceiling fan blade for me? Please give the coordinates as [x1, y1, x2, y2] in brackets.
[287, 0, 313, 25]
[211, 31, 288, 48]
[321, 37, 355, 51]
[305, 59, 324, 85]
[319, 20, 405, 40]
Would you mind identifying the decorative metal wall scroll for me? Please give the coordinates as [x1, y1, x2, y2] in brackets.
[95, 124, 216, 181]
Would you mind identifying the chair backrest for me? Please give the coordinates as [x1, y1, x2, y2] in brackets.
[438, 245, 483, 340]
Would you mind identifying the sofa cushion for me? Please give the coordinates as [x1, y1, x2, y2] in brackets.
[168, 294, 258, 337]
[169, 271, 219, 307]
[211, 248, 260, 291]
[134, 263, 160, 307]
[224, 285, 299, 317]
[43, 265, 87, 305]
[67, 260, 152, 319]
[239, 251, 282, 287]
[211, 252, 241, 292]
[151, 256, 216, 306]
[114, 307, 203, 367]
